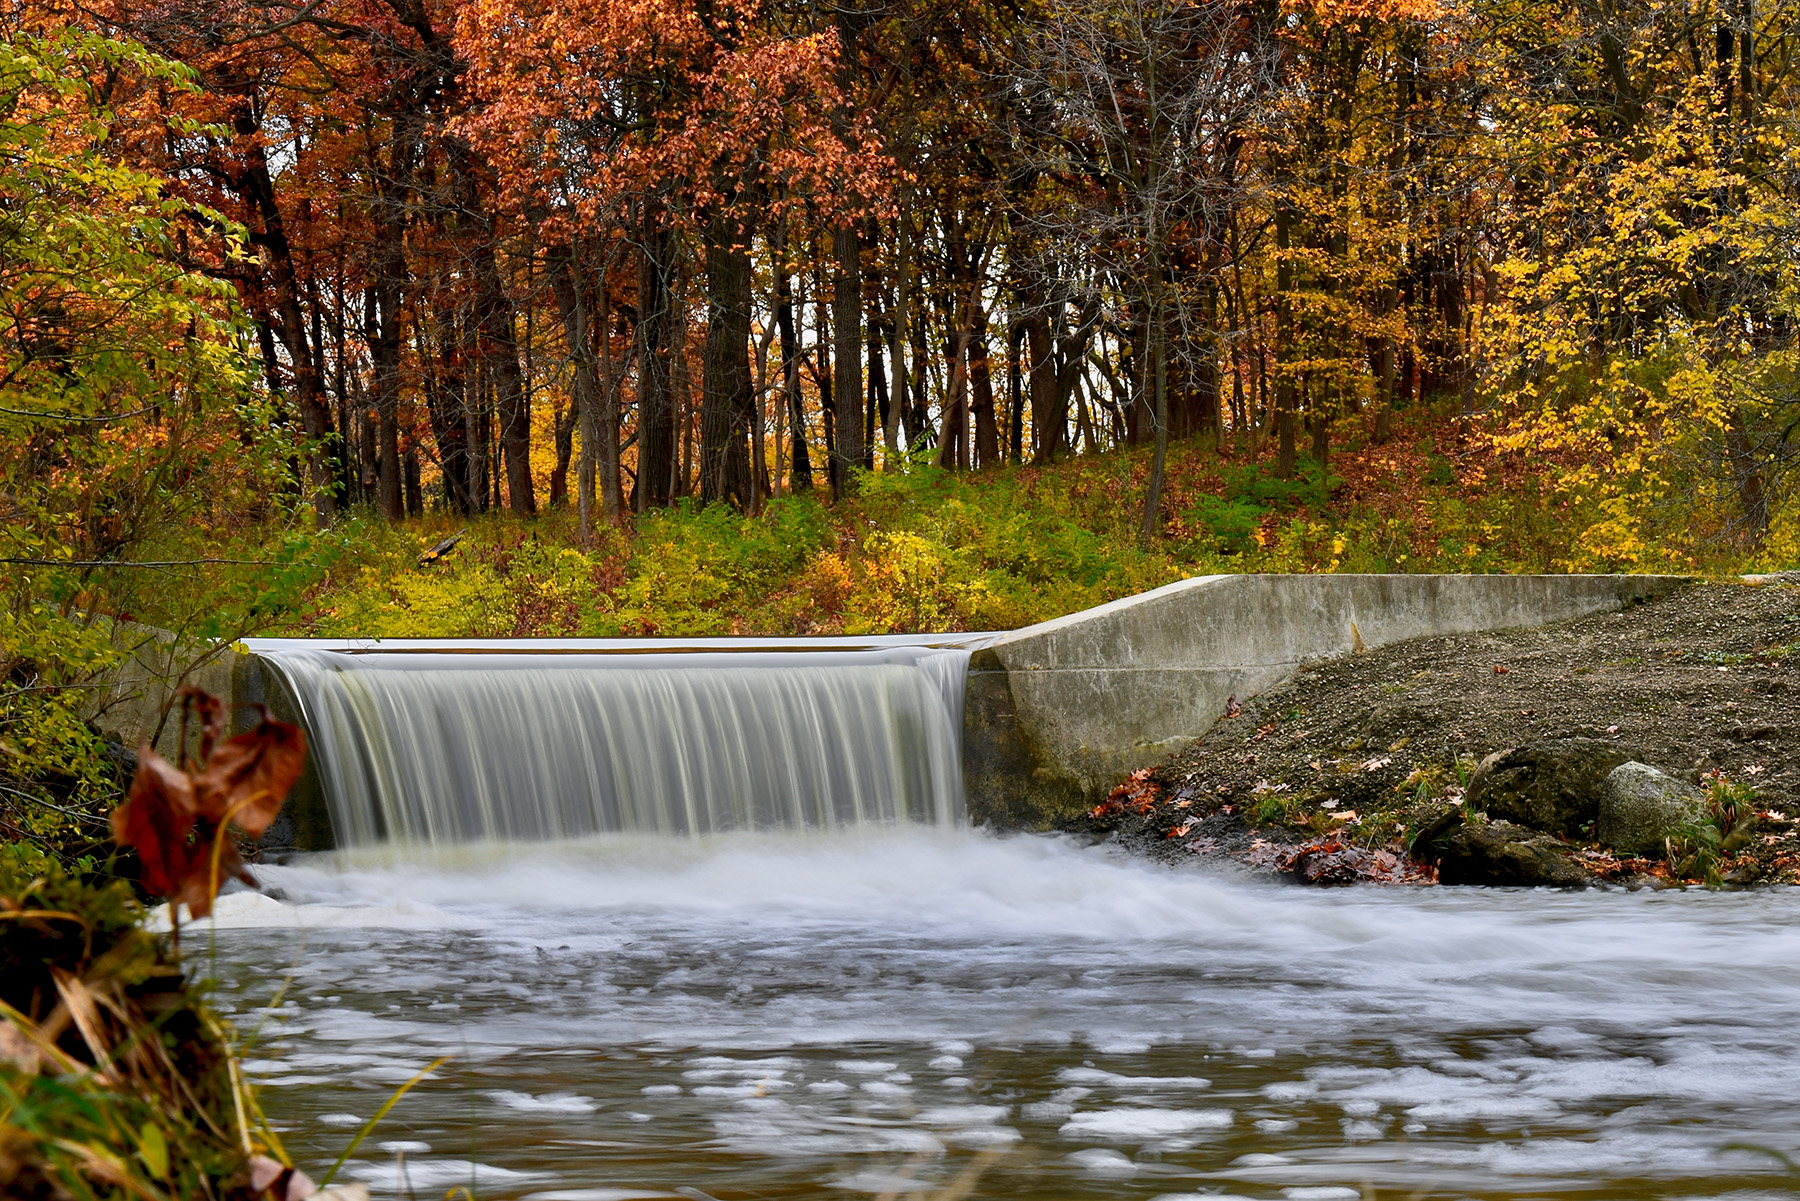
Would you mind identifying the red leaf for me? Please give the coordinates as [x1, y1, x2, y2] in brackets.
[174, 829, 255, 921]
[112, 748, 202, 898]
[192, 718, 308, 838]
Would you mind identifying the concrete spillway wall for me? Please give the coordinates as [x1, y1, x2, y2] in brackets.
[961, 573, 1689, 829]
[95, 573, 1690, 845]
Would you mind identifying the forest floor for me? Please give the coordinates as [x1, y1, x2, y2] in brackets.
[1073, 577, 1800, 887]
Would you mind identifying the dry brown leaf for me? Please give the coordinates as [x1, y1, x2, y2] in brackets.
[50, 968, 119, 1083]
[192, 718, 307, 837]
[113, 748, 203, 898]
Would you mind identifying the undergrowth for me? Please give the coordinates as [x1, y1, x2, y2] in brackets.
[244, 408, 1790, 642]
[0, 863, 258, 1199]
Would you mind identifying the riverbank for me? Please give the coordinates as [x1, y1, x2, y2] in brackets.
[1075, 578, 1800, 886]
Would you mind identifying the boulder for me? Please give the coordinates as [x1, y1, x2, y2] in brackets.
[1596, 762, 1707, 858]
[1435, 820, 1592, 887]
[1464, 738, 1633, 838]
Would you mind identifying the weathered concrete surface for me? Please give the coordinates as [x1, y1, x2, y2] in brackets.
[88, 627, 331, 854]
[89, 621, 236, 760]
[963, 573, 1689, 829]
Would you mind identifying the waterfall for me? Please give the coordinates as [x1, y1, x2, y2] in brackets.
[247, 636, 984, 848]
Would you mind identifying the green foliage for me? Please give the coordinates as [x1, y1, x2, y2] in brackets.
[299, 458, 1193, 637]
[0, 862, 254, 1200]
[1177, 458, 1342, 559]
[1223, 459, 1342, 512]
[287, 405, 1781, 643]
[1182, 494, 1265, 555]
[609, 497, 835, 635]
[1665, 777, 1761, 885]
[0, 25, 322, 872]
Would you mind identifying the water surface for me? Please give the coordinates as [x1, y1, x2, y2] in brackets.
[201, 831, 1800, 1200]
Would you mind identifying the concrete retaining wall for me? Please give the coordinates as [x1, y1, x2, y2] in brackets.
[90, 621, 237, 760]
[90, 629, 333, 853]
[962, 573, 1690, 829]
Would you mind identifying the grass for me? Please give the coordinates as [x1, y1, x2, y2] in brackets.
[0, 863, 262, 1199]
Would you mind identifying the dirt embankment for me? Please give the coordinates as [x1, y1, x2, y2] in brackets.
[1073, 579, 1800, 886]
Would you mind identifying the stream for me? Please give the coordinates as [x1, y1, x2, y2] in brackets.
[196, 829, 1800, 1201]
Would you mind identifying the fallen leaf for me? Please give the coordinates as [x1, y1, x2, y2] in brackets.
[112, 748, 202, 898]
[250, 1154, 320, 1200]
[1361, 756, 1393, 772]
[192, 717, 307, 836]
[112, 691, 309, 926]
[174, 829, 255, 921]
[1493, 664, 1509, 674]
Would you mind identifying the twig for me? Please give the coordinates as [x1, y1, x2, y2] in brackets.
[0, 558, 278, 568]
[0, 403, 162, 423]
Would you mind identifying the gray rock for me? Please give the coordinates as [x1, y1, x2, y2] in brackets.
[1435, 819, 1593, 887]
[1464, 737, 1633, 838]
[1596, 762, 1707, 858]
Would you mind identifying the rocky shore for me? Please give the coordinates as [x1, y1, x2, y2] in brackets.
[1074, 578, 1800, 887]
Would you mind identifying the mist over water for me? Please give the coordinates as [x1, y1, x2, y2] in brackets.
[203, 830, 1800, 1200]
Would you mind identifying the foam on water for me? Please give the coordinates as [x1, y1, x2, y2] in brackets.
[204, 829, 1800, 1200]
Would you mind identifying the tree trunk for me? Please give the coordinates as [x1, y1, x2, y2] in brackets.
[1311, 389, 1330, 473]
[1140, 278, 1169, 548]
[831, 223, 864, 495]
[700, 210, 756, 509]
[550, 248, 606, 538]
[423, 307, 476, 514]
[970, 331, 998, 467]
[226, 89, 338, 524]
[471, 234, 535, 515]
[1025, 312, 1061, 461]
[1374, 336, 1395, 443]
[366, 279, 405, 520]
[403, 445, 423, 516]
[775, 257, 812, 492]
[1008, 322, 1026, 463]
[908, 306, 932, 448]
[636, 206, 678, 511]
[1276, 204, 1298, 478]
[870, 321, 891, 470]
[884, 197, 909, 466]
[936, 330, 971, 470]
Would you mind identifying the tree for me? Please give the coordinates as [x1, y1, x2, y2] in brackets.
[1011, 0, 1272, 542]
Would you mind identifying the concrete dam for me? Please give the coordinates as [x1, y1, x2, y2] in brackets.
[100, 573, 1687, 850]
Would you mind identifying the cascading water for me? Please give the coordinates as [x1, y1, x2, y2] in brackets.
[203, 635, 1800, 1201]
[247, 635, 985, 847]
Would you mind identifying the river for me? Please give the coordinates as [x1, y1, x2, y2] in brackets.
[196, 828, 1800, 1200]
